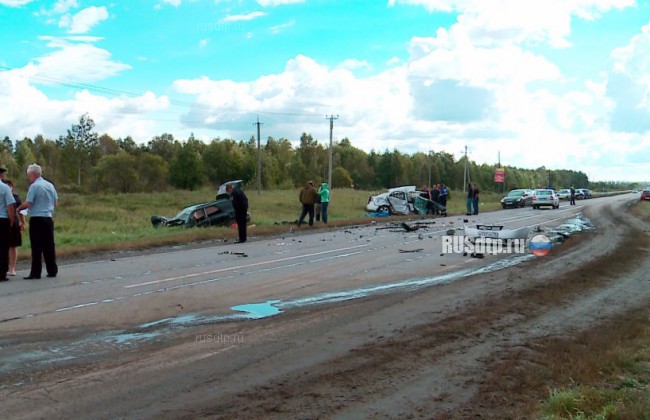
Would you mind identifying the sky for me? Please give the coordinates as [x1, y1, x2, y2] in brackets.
[1, 0, 650, 183]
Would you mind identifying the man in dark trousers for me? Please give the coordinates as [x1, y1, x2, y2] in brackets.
[570, 186, 576, 206]
[226, 183, 248, 244]
[297, 181, 317, 227]
[16, 164, 58, 279]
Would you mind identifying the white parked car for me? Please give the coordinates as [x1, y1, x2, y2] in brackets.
[532, 189, 560, 209]
[556, 189, 571, 200]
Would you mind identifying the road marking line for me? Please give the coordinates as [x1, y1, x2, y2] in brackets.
[124, 243, 371, 289]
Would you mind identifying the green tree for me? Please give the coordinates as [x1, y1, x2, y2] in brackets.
[94, 151, 138, 193]
[169, 141, 205, 190]
[137, 153, 168, 191]
[332, 166, 353, 188]
[65, 113, 99, 187]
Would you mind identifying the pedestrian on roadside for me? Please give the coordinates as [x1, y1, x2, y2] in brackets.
[314, 187, 322, 222]
[472, 183, 480, 215]
[226, 182, 248, 244]
[2, 179, 26, 276]
[439, 183, 449, 208]
[431, 184, 440, 215]
[16, 164, 58, 280]
[297, 181, 317, 227]
[570, 186, 576, 206]
[0, 177, 15, 282]
[466, 183, 473, 215]
[318, 182, 330, 224]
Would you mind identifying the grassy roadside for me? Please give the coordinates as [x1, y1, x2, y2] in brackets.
[16, 187, 504, 259]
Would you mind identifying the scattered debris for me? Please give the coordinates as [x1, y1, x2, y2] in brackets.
[401, 222, 419, 232]
[398, 248, 423, 253]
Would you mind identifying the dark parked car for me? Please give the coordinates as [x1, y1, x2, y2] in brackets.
[152, 180, 250, 228]
[500, 189, 533, 208]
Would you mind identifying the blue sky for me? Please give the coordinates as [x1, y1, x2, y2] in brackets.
[1, 0, 650, 182]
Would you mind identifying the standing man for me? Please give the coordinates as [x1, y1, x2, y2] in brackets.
[472, 183, 480, 215]
[570, 186, 576, 206]
[226, 183, 248, 244]
[318, 182, 330, 224]
[465, 183, 473, 216]
[297, 181, 317, 227]
[439, 183, 449, 209]
[16, 164, 58, 280]
[0, 178, 15, 282]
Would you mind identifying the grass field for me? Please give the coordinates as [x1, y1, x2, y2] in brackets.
[14, 187, 504, 258]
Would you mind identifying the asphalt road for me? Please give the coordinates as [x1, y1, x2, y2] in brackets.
[0, 196, 609, 335]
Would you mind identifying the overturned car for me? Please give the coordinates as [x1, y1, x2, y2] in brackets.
[152, 180, 250, 228]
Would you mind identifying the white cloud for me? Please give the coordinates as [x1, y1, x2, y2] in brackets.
[337, 59, 372, 71]
[257, 0, 304, 6]
[59, 6, 108, 34]
[161, 0, 182, 6]
[221, 11, 266, 22]
[32, 36, 131, 83]
[52, 0, 77, 14]
[0, 0, 34, 6]
[269, 19, 295, 34]
[0, 66, 170, 141]
[199, 38, 208, 48]
[389, 0, 635, 48]
[606, 20, 650, 132]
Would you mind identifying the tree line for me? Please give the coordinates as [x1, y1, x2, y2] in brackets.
[0, 114, 636, 195]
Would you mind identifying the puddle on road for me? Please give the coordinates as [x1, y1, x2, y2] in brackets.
[1, 213, 596, 377]
[231, 300, 282, 319]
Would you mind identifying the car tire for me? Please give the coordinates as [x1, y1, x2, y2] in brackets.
[377, 205, 390, 214]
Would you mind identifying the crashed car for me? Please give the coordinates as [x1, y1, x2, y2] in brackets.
[152, 180, 250, 228]
[367, 186, 422, 215]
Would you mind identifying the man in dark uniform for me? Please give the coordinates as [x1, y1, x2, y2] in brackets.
[226, 183, 248, 243]
[570, 186, 576, 206]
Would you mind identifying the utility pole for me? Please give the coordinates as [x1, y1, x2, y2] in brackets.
[428, 150, 433, 188]
[326, 114, 339, 189]
[254, 115, 263, 195]
[462, 145, 470, 193]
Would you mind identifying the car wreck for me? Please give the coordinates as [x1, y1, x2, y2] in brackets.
[151, 180, 250, 228]
[367, 186, 446, 216]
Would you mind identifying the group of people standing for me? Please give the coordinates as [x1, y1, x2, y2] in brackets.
[297, 181, 330, 227]
[422, 183, 449, 215]
[466, 182, 480, 215]
[0, 163, 59, 281]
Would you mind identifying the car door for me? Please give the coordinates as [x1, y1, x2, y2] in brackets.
[387, 191, 410, 214]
